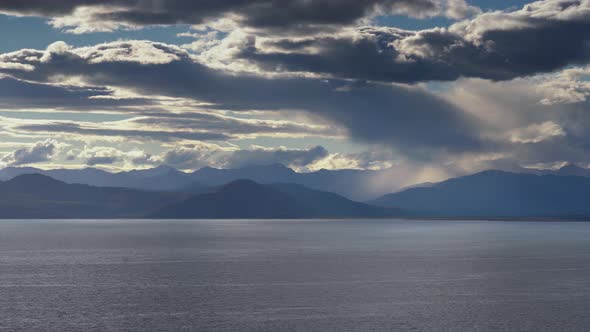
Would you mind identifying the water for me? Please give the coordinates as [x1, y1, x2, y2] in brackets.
[1, 219, 590, 331]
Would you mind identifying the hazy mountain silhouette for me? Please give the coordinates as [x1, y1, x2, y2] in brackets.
[372, 170, 590, 218]
[189, 164, 393, 200]
[3, 169, 590, 219]
[0, 174, 188, 218]
[0, 164, 394, 200]
[192, 164, 297, 185]
[152, 180, 397, 219]
[497, 164, 590, 177]
[553, 164, 590, 177]
[0, 165, 198, 192]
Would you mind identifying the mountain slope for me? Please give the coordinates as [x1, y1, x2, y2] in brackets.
[0, 164, 389, 200]
[152, 180, 397, 219]
[0, 166, 198, 192]
[0, 174, 189, 218]
[269, 183, 397, 218]
[553, 164, 590, 177]
[372, 170, 590, 218]
[189, 164, 394, 200]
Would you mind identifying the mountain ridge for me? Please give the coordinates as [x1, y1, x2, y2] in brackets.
[372, 170, 590, 218]
[0, 164, 397, 200]
[151, 179, 398, 219]
[0, 174, 189, 218]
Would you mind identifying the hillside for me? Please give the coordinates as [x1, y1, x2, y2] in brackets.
[372, 170, 590, 218]
[152, 180, 397, 219]
[0, 174, 188, 218]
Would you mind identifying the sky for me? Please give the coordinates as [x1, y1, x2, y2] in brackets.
[0, 0, 589, 188]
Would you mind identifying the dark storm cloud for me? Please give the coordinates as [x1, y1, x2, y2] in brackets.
[0, 41, 483, 155]
[0, 0, 445, 32]
[143, 145, 331, 170]
[241, 0, 590, 82]
[0, 76, 150, 109]
[3, 0, 586, 84]
[0, 0, 110, 16]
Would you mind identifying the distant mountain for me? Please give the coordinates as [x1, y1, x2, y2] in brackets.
[152, 180, 398, 219]
[505, 164, 590, 177]
[4, 169, 590, 219]
[192, 164, 297, 185]
[0, 164, 395, 200]
[0, 174, 188, 218]
[553, 164, 590, 177]
[372, 170, 590, 218]
[0, 166, 44, 181]
[0, 165, 199, 192]
[189, 164, 394, 200]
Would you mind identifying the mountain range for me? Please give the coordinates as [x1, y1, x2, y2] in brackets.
[0, 165, 195, 192]
[1, 164, 590, 219]
[372, 170, 590, 218]
[0, 164, 393, 201]
[0, 174, 396, 219]
[2, 163, 588, 202]
[152, 180, 396, 219]
[0, 174, 188, 218]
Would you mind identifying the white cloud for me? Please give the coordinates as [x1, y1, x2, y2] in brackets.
[76, 40, 186, 65]
[509, 122, 566, 144]
[0, 139, 63, 167]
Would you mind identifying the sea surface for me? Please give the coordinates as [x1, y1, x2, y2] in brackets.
[1, 219, 590, 331]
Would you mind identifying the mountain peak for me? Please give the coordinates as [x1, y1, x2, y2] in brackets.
[556, 164, 589, 175]
[5, 173, 65, 187]
[151, 179, 394, 219]
[373, 170, 590, 218]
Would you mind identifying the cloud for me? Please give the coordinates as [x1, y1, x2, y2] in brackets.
[156, 146, 215, 170]
[0, 76, 148, 110]
[444, 76, 590, 168]
[15, 121, 230, 142]
[3, 1, 590, 179]
[78, 146, 135, 166]
[0, 0, 476, 34]
[537, 66, 590, 105]
[4, 1, 590, 85]
[307, 149, 398, 171]
[0, 139, 60, 166]
[234, 0, 590, 83]
[509, 122, 566, 144]
[2, 4, 589, 173]
[218, 145, 329, 169]
[131, 112, 340, 138]
[86, 156, 118, 166]
[0, 40, 483, 156]
[1, 109, 338, 144]
[129, 145, 331, 171]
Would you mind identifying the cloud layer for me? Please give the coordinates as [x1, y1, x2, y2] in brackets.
[0, 40, 483, 156]
[0, 0, 589, 186]
[0, 139, 60, 167]
[237, 0, 590, 82]
[0, 0, 478, 33]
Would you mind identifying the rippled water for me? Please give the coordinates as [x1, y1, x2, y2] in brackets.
[2, 219, 590, 331]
